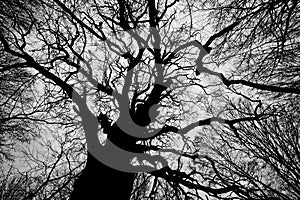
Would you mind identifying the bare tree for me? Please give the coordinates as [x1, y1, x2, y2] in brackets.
[0, 0, 299, 199]
[0, 0, 41, 162]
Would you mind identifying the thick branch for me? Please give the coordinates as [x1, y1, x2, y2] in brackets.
[197, 64, 300, 94]
[163, 21, 240, 64]
[0, 35, 74, 98]
[221, 74, 300, 94]
[152, 114, 265, 138]
[204, 21, 240, 47]
[148, 0, 158, 27]
[117, 0, 131, 31]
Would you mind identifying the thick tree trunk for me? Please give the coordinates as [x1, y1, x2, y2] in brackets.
[69, 152, 136, 200]
[68, 104, 139, 199]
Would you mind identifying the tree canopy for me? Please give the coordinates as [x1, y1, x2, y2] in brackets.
[0, 0, 299, 199]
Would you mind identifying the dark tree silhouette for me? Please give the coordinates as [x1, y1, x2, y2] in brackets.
[0, 0, 299, 200]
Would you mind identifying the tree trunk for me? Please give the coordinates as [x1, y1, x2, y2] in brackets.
[69, 152, 136, 200]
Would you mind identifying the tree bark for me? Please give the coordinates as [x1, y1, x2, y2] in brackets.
[69, 152, 136, 200]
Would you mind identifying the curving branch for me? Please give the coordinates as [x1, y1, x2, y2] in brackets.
[196, 63, 300, 94]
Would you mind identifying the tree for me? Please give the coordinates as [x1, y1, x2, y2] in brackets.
[0, 0, 299, 199]
[0, 0, 40, 162]
[0, 68, 34, 161]
[0, 1, 82, 199]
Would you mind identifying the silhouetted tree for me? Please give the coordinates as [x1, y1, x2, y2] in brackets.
[0, 0, 299, 200]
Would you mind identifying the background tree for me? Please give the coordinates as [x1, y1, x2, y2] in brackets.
[0, 1, 84, 199]
[0, 0, 40, 162]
